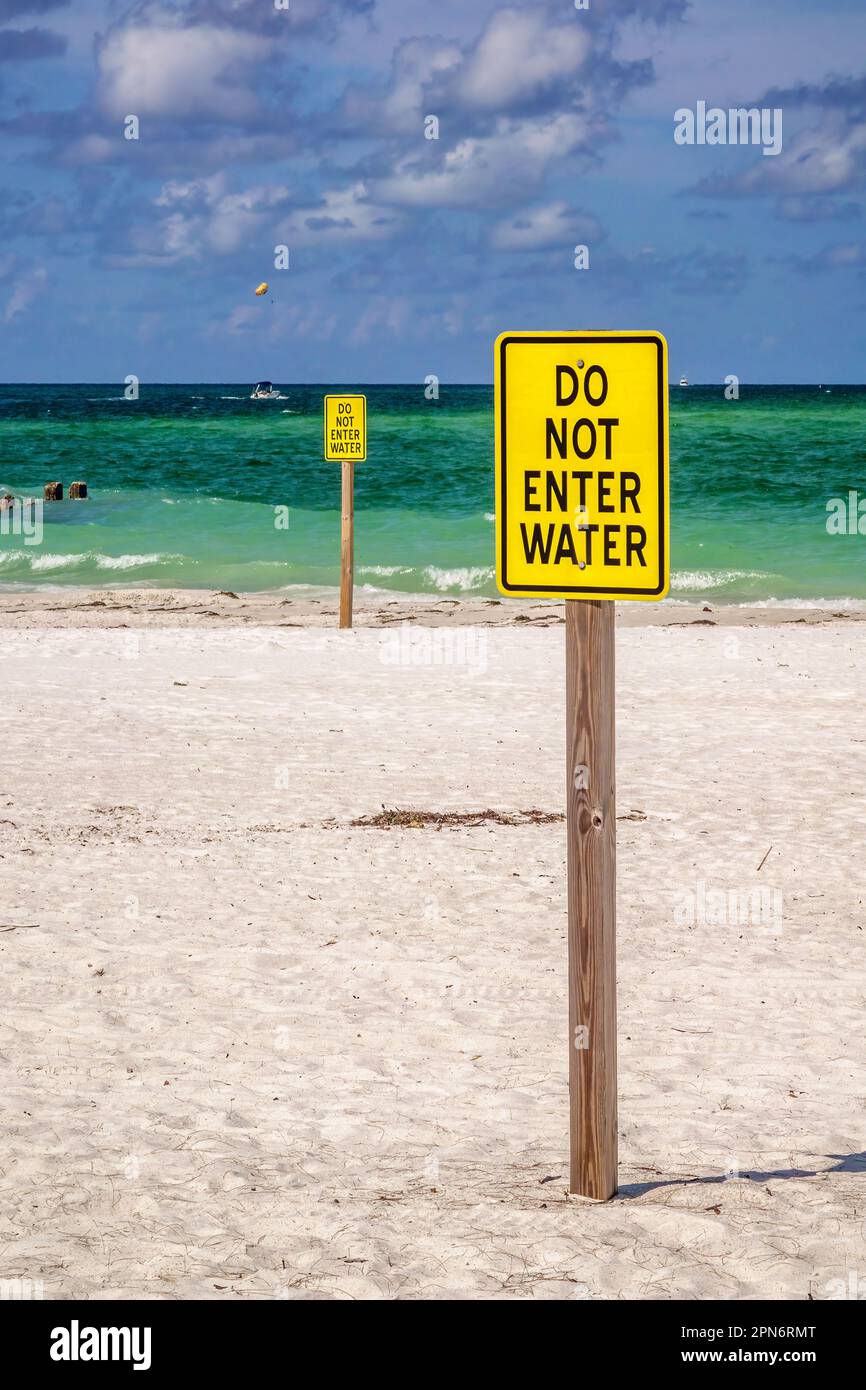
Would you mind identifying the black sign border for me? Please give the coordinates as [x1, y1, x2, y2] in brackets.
[498, 333, 668, 597]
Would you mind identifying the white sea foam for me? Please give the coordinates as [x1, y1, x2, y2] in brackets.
[670, 569, 772, 591]
[735, 596, 865, 610]
[423, 565, 494, 592]
[0, 550, 182, 572]
[359, 565, 413, 577]
[29, 553, 89, 571]
[96, 553, 181, 570]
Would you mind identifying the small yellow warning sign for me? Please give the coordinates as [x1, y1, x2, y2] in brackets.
[324, 394, 366, 461]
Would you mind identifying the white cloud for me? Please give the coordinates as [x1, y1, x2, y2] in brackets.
[98, 23, 270, 119]
[375, 112, 592, 209]
[345, 7, 593, 136]
[490, 200, 602, 250]
[277, 183, 402, 246]
[221, 300, 339, 341]
[154, 174, 228, 208]
[206, 185, 290, 253]
[224, 304, 262, 334]
[818, 242, 865, 268]
[3, 266, 47, 323]
[61, 134, 115, 164]
[350, 295, 411, 345]
[698, 117, 866, 200]
[124, 175, 291, 261]
[115, 177, 395, 267]
[748, 120, 866, 195]
[378, 37, 462, 129]
[457, 7, 590, 110]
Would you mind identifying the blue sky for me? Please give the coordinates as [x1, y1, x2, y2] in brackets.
[0, 0, 864, 382]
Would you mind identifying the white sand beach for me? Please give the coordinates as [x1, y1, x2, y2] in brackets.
[0, 586, 864, 630]
[1, 595, 864, 1300]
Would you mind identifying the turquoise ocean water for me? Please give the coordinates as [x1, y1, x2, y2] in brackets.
[0, 383, 864, 603]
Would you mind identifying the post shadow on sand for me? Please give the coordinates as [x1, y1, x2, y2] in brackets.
[617, 1151, 866, 1199]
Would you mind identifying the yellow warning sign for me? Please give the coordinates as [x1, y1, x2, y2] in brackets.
[495, 332, 669, 599]
[324, 394, 366, 461]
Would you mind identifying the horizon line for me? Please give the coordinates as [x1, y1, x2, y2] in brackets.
[0, 381, 862, 388]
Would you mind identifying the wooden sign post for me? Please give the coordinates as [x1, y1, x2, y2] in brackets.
[340, 457, 354, 630]
[566, 598, 617, 1198]
[324, 394, 367, 630]
[495, 331, 669, 1200]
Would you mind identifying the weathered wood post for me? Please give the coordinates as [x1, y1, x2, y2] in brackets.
[566, 598, 617, 1199]
[340, 459, 354, 630]
[69, 481, 88, 499]
[44, 482, 63, 501]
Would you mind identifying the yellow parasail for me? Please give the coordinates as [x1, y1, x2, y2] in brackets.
[254, 282, 269, 297]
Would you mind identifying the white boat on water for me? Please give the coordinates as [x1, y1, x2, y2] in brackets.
[250, 381, 281, 399]
[679, 376, 689, 387]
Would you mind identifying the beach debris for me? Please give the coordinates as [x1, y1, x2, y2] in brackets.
[69, 481, 88, 499]
[44, 481, 63, 501]
[512, 612, 565, 624]
[617, 809, 648, 821]
[351, 807, 564, 829]
[756, 845, 773, 872]
[0, 923, 38, 931]
[215, 590, 239, 599]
